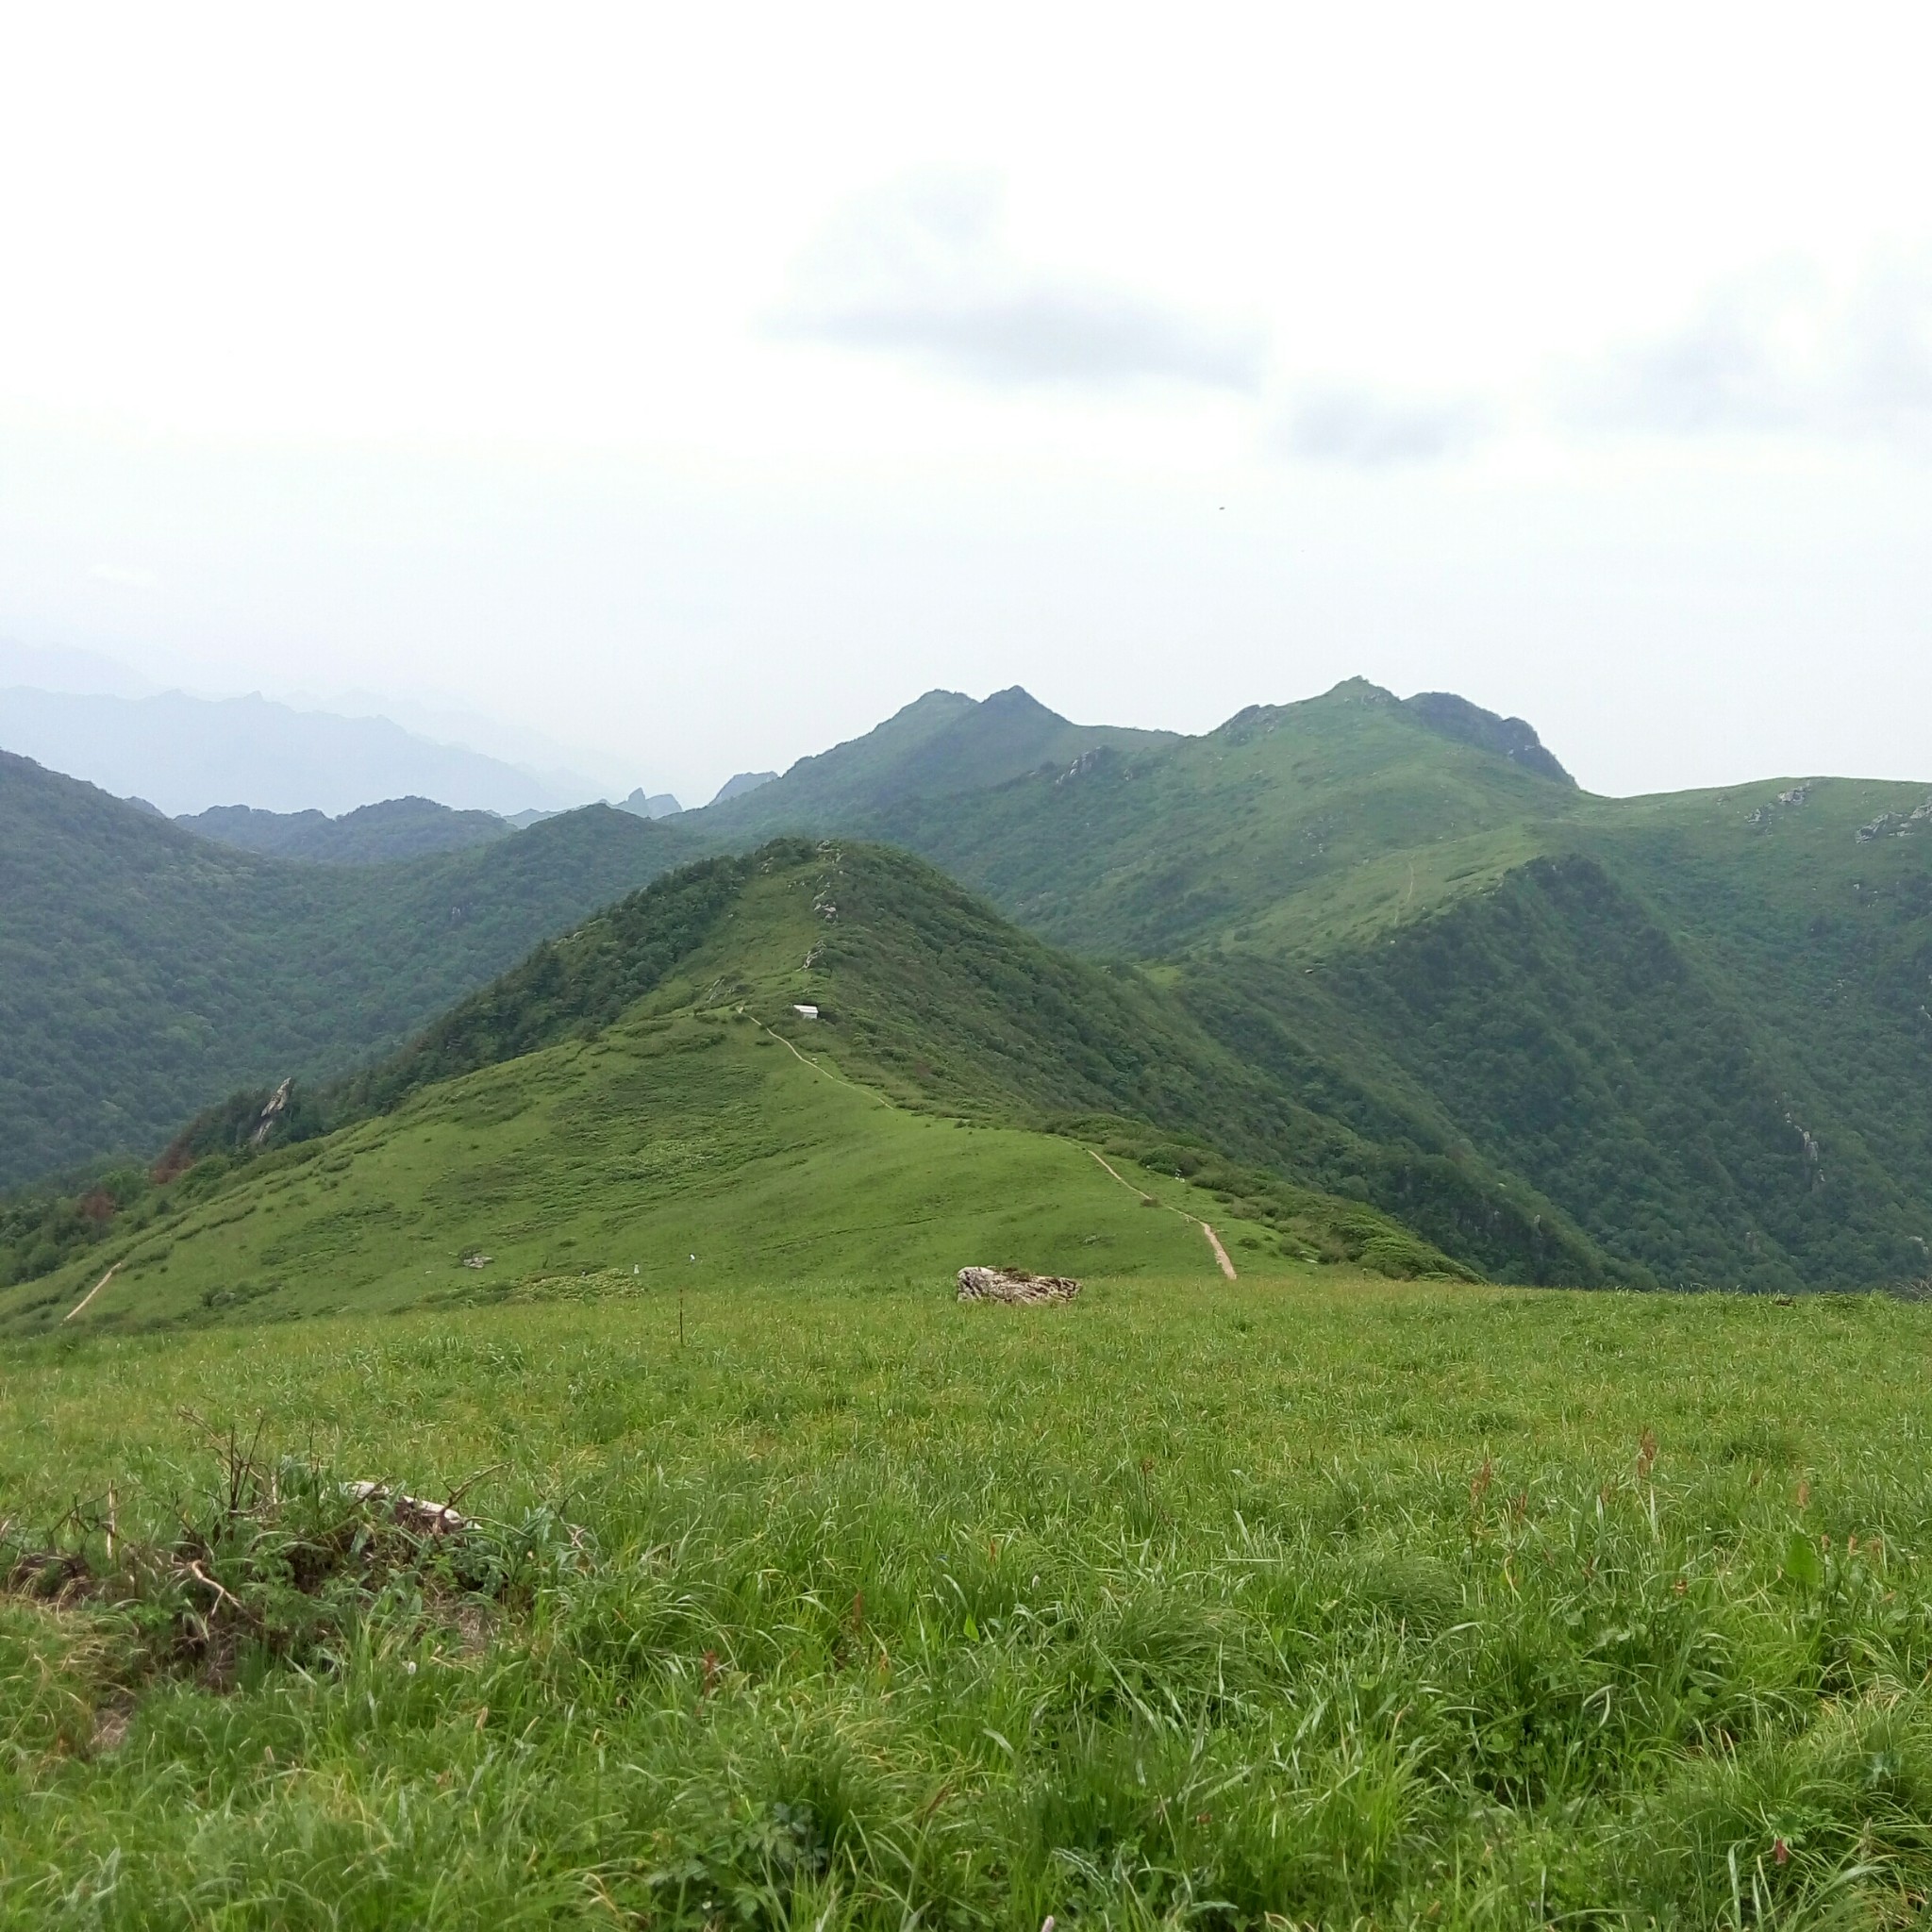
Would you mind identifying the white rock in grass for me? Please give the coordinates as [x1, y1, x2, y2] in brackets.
[956, 1268, 1080, 1306]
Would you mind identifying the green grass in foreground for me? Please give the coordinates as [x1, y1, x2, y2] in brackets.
[7, 1274, 1932, 1925]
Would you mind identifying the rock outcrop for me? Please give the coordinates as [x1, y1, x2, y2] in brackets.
[956, 1267, 1081, 1305]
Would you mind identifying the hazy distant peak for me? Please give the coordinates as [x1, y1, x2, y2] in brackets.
[1206, 680, 1572, 787]
[178, 795, 513, 863]
[890, 689, 982, 725]
[1401, 691, 1575, 785]
[0, 637, 153, 698]
[976, 684, 1058, 719]
[693, 684, 1176, 830]
[0, 685, 592, 816]
[617, 789, 682, 820]
[709, 770, 777, 807]
[1215, 678, 1397, 737]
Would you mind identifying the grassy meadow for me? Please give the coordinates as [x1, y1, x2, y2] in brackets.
[8, 1269, 1932, 1926]
[0, 1008, 1280, 1338]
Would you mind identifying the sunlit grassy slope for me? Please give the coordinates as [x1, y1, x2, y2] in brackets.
[8, 837, 1487, 1336]
[1, 1011, 1280, 1334]
[9, 1272, 1932, 1924]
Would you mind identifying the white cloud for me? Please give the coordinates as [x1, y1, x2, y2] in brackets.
[87, 562, 161, 591]
[1275, 387, 1495, 466]
[1572, 251, 1932, 448]
[768, 171, 1267, 392]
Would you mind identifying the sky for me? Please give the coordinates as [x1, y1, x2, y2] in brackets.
[2, 2, 1930, 804]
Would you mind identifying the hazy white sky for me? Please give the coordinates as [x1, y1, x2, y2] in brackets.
[2, 2, 1929, 801]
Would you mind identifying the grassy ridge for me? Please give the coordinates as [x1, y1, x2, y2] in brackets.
[767, 844, 1600, 1283]
[781, 679, 1574, 960]
[3, 838, 1483, 1338]
[0, 1009, 1276, 1337]
[7, 1273, 1932, 1924]
[1, 840, 1537, 1307]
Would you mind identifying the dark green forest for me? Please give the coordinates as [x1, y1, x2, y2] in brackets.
[1182, 857, 1932, 1291]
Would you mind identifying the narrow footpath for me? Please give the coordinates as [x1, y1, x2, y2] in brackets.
[1086, 1148, 1237, 1280]
[64, 1261, 121, 1323]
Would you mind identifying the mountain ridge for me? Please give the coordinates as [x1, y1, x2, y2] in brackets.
[2, 837, 1546, 1331]
[673, 677, 1932, 1290]
[691, 685, 1181, 835]
[0, 685, 591, 816]
[8, 674, 1932, 1291]
[177, 796, 513, 863]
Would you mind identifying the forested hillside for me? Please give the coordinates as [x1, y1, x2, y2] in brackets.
[0, 752, 695, 1186]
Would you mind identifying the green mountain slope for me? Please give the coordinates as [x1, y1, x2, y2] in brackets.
[355, 838, 1595, 1283]
[787, 678, 1573, 958]
[13, 674, 1931, 1294]
[682, 682, 1932, 1291]
[2, 841, 1495, 1336]
[1, 1012, 1291, 1334]
[1403, 689, 1575, 784]
[176, 796, 512, 863]
[1164, 764, 1932, 1291]
[693, 686, 1179, 838]
[0, 752, 697, 1188]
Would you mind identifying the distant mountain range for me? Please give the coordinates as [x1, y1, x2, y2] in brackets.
[0, 636, 152, 698]
[505, 790, 685, 835]
[176, 797, 512, 864]
[617, 789, 683, 819]
[0, 686, 594, 817]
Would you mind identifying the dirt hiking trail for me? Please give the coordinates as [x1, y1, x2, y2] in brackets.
[65, 1261, 121, 1323]
[1086, 1149, 1237, 1280]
